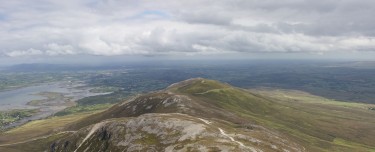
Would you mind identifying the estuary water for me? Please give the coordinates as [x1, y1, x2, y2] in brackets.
[0, 83, 68, 110]
[0, 81, 109, 111]
[0, 81, 111, 129]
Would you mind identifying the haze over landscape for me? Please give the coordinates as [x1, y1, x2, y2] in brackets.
[0, 0, 375, 152]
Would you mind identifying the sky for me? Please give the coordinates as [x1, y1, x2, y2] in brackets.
[0, 0, 375, 64]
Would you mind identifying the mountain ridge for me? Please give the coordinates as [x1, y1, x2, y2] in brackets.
[51, 78, 306, 151]
[1, 78, 374, 152]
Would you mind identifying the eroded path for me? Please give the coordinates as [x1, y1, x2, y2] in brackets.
[198, 117, 259, 152]
[74, 122, 106, 152]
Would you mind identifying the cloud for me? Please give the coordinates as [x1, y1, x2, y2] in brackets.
[0, 0, 374, 58]
[6, 48, 43, 57]
[45, 43, 76, 56]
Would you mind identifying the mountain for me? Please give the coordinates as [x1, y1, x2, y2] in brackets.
[1, 78, 375, 151]
[46, 78, 304, 152]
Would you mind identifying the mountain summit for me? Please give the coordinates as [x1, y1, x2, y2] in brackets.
[50, 78, 305, 152]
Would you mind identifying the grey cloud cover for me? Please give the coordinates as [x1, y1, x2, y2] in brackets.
[0, 0, 374, 57]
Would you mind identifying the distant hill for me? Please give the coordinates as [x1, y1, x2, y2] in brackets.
[326, 61, 375, 69]
[5, 63, 121, 72]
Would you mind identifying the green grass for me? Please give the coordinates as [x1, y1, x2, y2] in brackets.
[74, 92, 125, 106]
[54, 103, 113, 116]
[0, 131, 71, 152]
[253, 89, 370, 108]
[175, 79, 375, 151]
[333, 138, 375, 151]
[0, 111, 100, 145]
[176, 79, 230, 94]
[89, 86, 120, 93]
[136, 133, 158, 145]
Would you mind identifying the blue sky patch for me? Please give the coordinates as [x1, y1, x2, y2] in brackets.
[0, 13, 7, 21]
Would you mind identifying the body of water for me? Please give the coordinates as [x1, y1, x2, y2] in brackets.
[0, 82, 107, 110]
[0, 83, 68, 110]
[0, 81, 112, 129]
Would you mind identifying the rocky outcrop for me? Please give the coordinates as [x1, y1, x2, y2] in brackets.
[50, 113, 304, 152]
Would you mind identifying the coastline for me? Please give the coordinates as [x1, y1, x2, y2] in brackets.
[0, 81, 112, 131]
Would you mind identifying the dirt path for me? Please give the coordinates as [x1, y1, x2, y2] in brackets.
[197, 117, 258, 152]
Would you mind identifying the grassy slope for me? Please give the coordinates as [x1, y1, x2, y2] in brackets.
[0, 94, 114, 151]
[0, 132, 70, 152]
[0, 111, 101, 145]
[173, 79, 375, 151]
[251, 89, 375, 151]
[54, 103, 113, 116]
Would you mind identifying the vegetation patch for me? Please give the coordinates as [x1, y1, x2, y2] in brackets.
[136, 133, 159, 145]
[177, 79, 229, 94]
[333, 138, 375, 151]
[175, 79, 375, 151]
[54, 104, 113, 116]
[89, 86, 120, 93]
[0, 109, 38, 129]
[74, 92, 125, 106]
[0, 111, 97, 145]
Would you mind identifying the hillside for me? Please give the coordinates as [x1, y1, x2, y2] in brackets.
[1, 78, 375, 151]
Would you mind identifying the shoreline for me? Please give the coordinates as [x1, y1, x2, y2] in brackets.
[0, 82, 112, 131]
